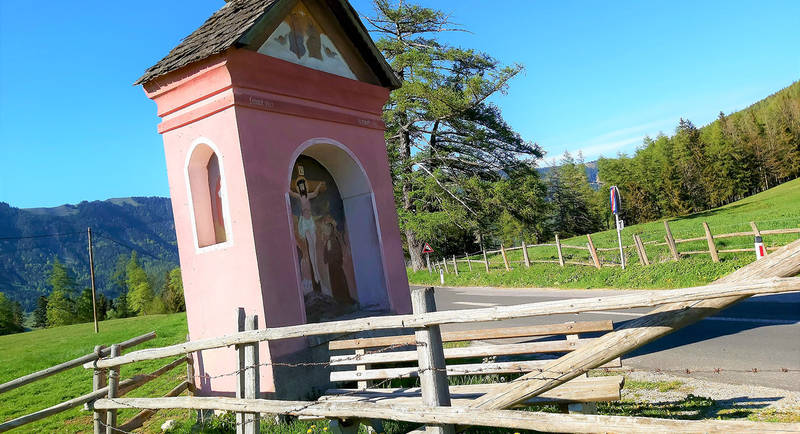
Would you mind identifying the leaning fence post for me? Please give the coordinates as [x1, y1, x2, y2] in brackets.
[465, 252, 472, 271]
[235, 308, 246, 434]
[500, 244, 511, 271]
[443, 258, 449, 274]
[555, 234, 565, 267]
[634, 234, 650, 266]
[482, 248, 490, 272]
[586, 234, 602, 269]
[185, 334, 197, 396]
[411, 287, 454, 434]
[703, 222, 720, 263]
[92, 345, 106, 434]
[452, 255, 458, 276]
[664, 220, 679, 261]
[105, 345, 120, 434]
[750, 221, 762, 237]
[244, 315, 260, 434]
[522, 241, 531, 267]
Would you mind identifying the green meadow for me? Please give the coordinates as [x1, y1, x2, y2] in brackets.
[408, 178, 800, 289]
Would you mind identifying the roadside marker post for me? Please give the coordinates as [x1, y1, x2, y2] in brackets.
[610, 186, 626, 269]
[755, 236, 766, 260]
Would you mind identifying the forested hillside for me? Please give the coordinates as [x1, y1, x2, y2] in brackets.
[0, 197, 177, 311]
[598, 81, 800, 225]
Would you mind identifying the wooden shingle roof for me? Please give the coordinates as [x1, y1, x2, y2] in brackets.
[135, 0, 400, 89]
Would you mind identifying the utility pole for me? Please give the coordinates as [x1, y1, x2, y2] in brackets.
[87, 227, 99, 333]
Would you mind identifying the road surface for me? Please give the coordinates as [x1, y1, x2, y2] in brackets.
[421, 285, 800, 391]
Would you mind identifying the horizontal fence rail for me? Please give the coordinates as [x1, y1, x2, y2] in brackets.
[0, 331, 155, 395]
[93, 396, 800, 434]
[86, 277, 800, 370]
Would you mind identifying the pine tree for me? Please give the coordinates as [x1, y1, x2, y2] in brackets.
[126, 252, 154, 315]
[162, 267, 185, 313]
[33, 295, 48, 328]
[368, 0, 543, 269]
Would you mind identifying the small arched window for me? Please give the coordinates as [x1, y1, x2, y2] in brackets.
[186, 142, 229, 248]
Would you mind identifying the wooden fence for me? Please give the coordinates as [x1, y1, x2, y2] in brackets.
[0, 331, 197, 433]
[432, 220, 800, 274]
[81, 241, 800, 433]
[6, 241, 800, 433]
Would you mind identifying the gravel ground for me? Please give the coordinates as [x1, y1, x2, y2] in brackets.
[621, 370, 800, 412]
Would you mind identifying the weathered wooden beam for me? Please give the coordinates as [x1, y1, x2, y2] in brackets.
[521, 241, 530, 267]
[500, 245, 511, 271]
[703, 222, 720, 262]
[468, 239, 800, 411]
[0, 331, 155, 394]
[664, 220, 680, 260]
[93, 396, 800, 434]
[330, 359, 622, 383]
[323, 376, 624, 406]
[0, 356, 185, 433]
[105, 345, 120, 434]
[482, 249, 490, 272]
[89, 276, 800, 369]
[555, 234, 565, 267]
[117, 382, 189, 432]
[330, 339, 593, 366]
[244, 315, 260, 434]
[330, 321, 613, 350]
[586, 235, 601, 269]
[411, 287, 453, 434]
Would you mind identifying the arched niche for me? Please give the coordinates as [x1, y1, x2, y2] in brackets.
[287, 139, 390, 322]
[185, 140, 232, 250]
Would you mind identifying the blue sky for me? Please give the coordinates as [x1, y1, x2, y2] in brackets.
[1, 0, 798, 208]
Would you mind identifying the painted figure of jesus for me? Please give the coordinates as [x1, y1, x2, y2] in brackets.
[289, 168, 327, 295]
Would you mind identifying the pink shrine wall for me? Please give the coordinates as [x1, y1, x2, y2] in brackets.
[144, 49, 412, 396]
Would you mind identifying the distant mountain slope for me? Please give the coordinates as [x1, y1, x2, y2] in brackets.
[537, 160, 600, 189]
[0, 197, 177, 310]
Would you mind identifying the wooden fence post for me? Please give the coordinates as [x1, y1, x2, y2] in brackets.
[500, 245, 511, 271]
[236, 308, 246, 434]
[452, 255, 458, 276]
[186, 335, 196, 396]
[750, 221, 762, 237]
[443, 258, 449, 274]
[92, 345, 106, 434]
[482, 249, 490, 272]
[703, 222, 720, 263]
[664, 221, 679, 261]
[465, 253, 472, 271]
[411, 287, 454, 434]
[105, 345, 120, 434]
[633, 235, 645, 265]
[586, 234, 602, 269]
[522, 241, 531, 268]
[634, 234, 650, 266]
[555, 234, 565, 267]
[244, 315, 260, 434]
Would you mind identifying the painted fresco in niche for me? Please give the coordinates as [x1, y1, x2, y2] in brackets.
[206, 153, 227, 244]
[289, 156, 358, 322]
[258, 1, 357, 80]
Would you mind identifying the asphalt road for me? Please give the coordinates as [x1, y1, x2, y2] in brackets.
[420, 285, 800, 391]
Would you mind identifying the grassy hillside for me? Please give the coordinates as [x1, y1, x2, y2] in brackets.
[408, 178, 800, 289]
[0, 313, 188, 433]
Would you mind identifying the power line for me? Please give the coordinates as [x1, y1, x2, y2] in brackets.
[0, 231, 84, 241]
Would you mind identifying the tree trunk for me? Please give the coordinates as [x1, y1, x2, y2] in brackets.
[401, 127, 425, 272]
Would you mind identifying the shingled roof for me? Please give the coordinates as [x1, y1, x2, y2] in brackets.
[135, 0, 400, 88]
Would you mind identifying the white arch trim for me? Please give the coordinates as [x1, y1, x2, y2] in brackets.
[184, 137, 235, 253]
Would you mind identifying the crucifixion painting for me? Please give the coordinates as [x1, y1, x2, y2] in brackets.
[289, 156, 358, 321]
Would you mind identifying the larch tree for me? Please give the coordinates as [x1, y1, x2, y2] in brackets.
[367, 0, 543, 269]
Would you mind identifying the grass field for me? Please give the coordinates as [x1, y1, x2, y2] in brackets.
[408, 178, 800, 289]
[0, 313, 190, 433]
